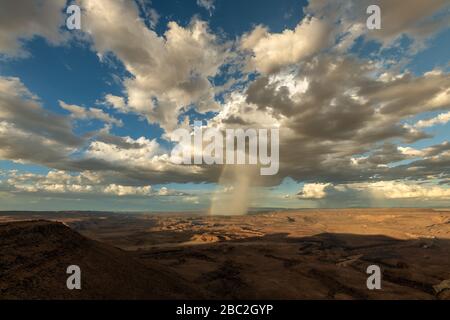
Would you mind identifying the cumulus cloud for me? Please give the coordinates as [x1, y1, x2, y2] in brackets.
[77, 0, 228, 133]
[0, 76, 216, 186]
[241, 17, 331, 73]
[297, 183, 332, 199]
[203, 53, 447, 189]
[366, 181, 450, 199]
[297, 180, 450, 202]
[87, 136, 161, 166]
[0, 0, 67, 57]
[305, 0, 450, 48]
[2, 170, 189, 198]
[104, 184, 153, 196]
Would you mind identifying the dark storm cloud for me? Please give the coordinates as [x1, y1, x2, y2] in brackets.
[216, 54, 450, 187]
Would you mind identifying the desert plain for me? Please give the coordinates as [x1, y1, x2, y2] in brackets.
[1, 208, 450, 300]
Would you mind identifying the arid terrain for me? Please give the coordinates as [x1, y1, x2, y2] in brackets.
[1, 209, 450, 300]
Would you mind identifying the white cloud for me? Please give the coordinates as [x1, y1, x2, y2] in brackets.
[7, 170, 94, 194]
[363, 181, 450, 199]
[415, 111, 450, 128]
[59, 100, 123, 127]
[103, 94, 127, 111]
[297, 183, 332, 199]
[241, 17, 331, 73]
[77, 0, 228, 133]
[182, 196, 200, 204]
[3, 170, 190, 198]
[397, 147, 424, 158]
[104, 184, 153, 196]
[87, 136, 161, 167]
[197, 0, 215, 14]
[297, 181, 450, 201]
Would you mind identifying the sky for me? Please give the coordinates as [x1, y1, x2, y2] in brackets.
[0, 0, 449, 212]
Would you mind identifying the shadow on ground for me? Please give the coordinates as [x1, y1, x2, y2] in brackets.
[1, 220, 450, 300]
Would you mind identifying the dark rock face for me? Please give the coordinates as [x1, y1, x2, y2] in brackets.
[0, 220, 203, 300]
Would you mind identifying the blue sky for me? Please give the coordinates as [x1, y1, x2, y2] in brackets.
[0, 0, 449, 212]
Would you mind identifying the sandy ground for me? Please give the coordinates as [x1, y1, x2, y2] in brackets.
[1, 208, 449, 299]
